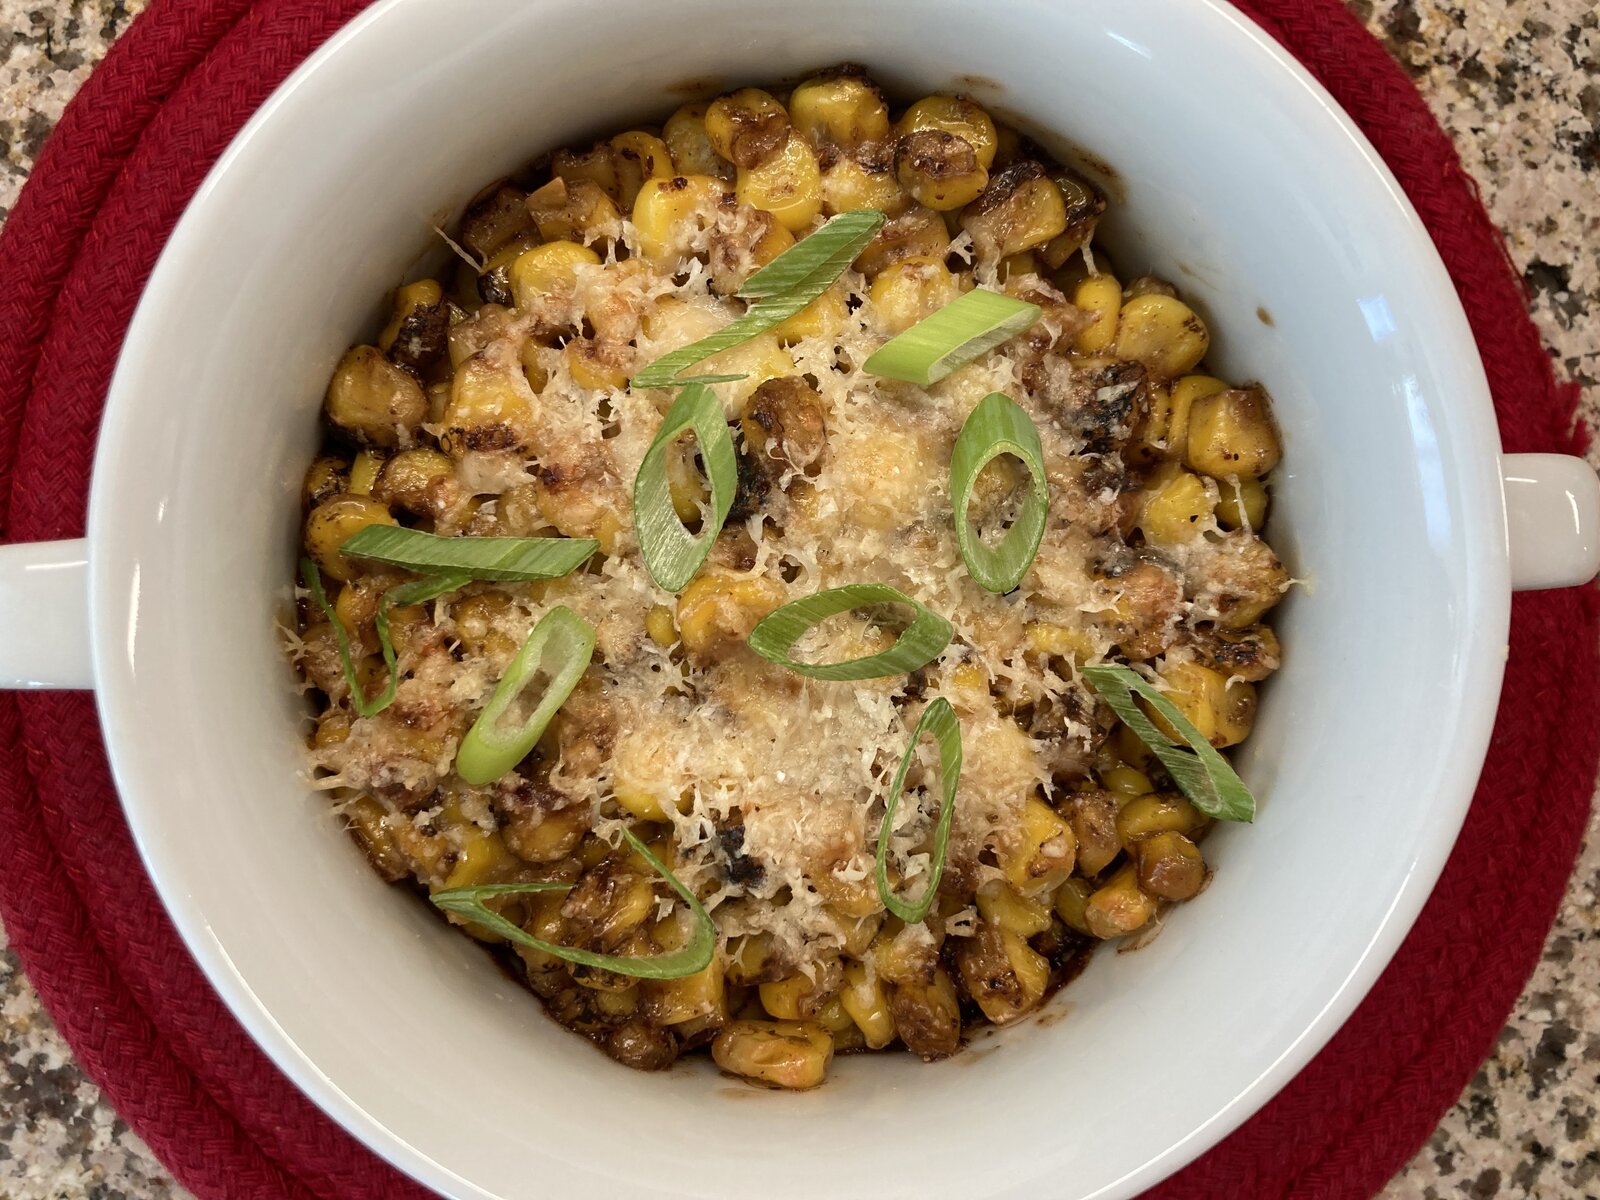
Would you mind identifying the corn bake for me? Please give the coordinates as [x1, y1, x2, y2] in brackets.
[289, 68, 1288, 1089]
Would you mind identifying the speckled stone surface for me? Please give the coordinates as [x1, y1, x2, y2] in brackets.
[0, 1, 1596, 1197]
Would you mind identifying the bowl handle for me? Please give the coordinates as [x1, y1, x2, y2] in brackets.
[0, 539, 92, 689]
[1504, 454, 1600, 591]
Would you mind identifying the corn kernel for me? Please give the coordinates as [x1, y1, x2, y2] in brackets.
[1186, 386, 1283, 479]
[1216, 476, 1269, 530]
[868, 255, 962, 335]
[1138, 463, 1218, 545]
[840, 962, 895, 1048]
[631, 174, 729, 262]
[896, 95, 999, 170]
[736, 133, 823, 232]
[1115, 294, 1210, 380]
[1071, 274, 1122, 354]
[609, 130, 674, 209]
[645, 604, 678, 647]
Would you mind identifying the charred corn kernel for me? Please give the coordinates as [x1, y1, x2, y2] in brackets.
[706, 89, 791, 168]
[1147, 659, 1255, 748]
[561, 339, 628, 391]
[889, 966, 962, 1059]
[302, 455, 349, 509]
[1115, 294, 1210, 380]
[1138, 463, 1218, 545]
[1053, 877, 1095, 935]
[609, 130, 674, 209]
[1071, 274, 1123, 354]
[837, 914, 883, 959]
[377, 279, 444, 353]
[551, 143, 620, 201]
[508, 241, 599, 312]
[771, 283, 848, 343]
[1216, 475, 1269, 530]
[1135, 830, 1207, 900]
[725, 933, 783, 986]
[1130, 373, 1223, 465]
[1067, 790, 1123, 877]
[813, 995, 855, 1034]
[955, 925, 1047, 1025]
[332, 579, 379, 645]
[1084, 863, 1157, 939]
[896, 95, 999, 169]
[840, 962, 895, 1048]
[611, 730, 692, 822]
[303, 494, 396, 583]
[632, 174, 728, 262]
[712, 1020, 832, 1089]
[868, 920, 938, 986]
[821, 158, 907, 216]
[501, 804, 587, 864]
[759, 973, 827, 1021]
[895, 129, 988, 211]
[446, 303, 517, 369]
[525, 177, 621, 245]
[736, 132, 822, 232]
[1186, 386, 1283, 479]
[868, 255, 962, 335]
[977, 884, 1052, 937]
[811, 872, 883, 919]
[697, 332, 794, 414]
[344, 796, 408, 881]
[788, 75, 890, 149]
[960, 166, 1068, 259]
[442, 828, 520, 892]
[663, 102, 730, 178]
[1115, 723, 1157, 772]
[853, 205, 950, 277]
[594, 987, 640, 1019]
[372, 448, 452, 516]
[1002, 796, 1077, 895]
[451, 593, 519, 661]
[314, 709, 352, 749]
[645, 604, 678, 647]
[476, 230, 539, 306]
[513, 891, 570, 974]
[1117, 793, 1209, 847]
[676, 573, 786, 655]
[441, 354, 539, 457]
[1023, 621, 1097, 663]
[644, 954, 726, 1026]
[324, 346, 427, 447]
[347, 451, 383, 497]
[1101, 765, 1154, 797]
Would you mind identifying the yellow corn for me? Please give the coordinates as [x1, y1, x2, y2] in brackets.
[1216, 476, 1269, 529]
[676, 571, 786, 655]
[736, 132, 822, 232]
[1138, 463, 1218, 544]
[705, 89, 792, 167]
[896, 95, 999, 169]
[645, 604, 678, 647]
[663, 102, 731, 178]
[1071, 274, 1123, 354]
[711, 1020, 832, 1089]
[770, 283, 848, 343]
[1115, 294, 1210, 380]
[788, 75, 890, 149]
[1186, 386, 1283, 479]
[609, 130, 674, 210]
[1148, 660, 1256, 748]
[868, 255, 962, 335]
[631, 174, 728, 262]
[839, 962, 895, 1048]
[377, 279, 443, 353]
[508, 241, 600, 311]
[1101, 765, 1154, 797]
[303, 495, 396, 582]
[1001, 795, 1076, 896]
[976, 884, 1052, 937]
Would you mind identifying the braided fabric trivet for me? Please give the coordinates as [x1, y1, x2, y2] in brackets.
[0, 2, 1594, 1198]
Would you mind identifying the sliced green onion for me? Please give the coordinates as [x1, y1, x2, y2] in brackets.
[455, 606, 596, 785]
[430, 830, 716, 979]
[875, 698, 962, 923]
[301, 559, 467, 719]
[863, 288, 1041, 386]
[632, 383, 737, 592]
[950, 392, 1049, 593]
[1081, 664, 1256, 822]
[746, 583, 952, 680]
[631, 208, 886, 389]
[340, 525, 598, 582]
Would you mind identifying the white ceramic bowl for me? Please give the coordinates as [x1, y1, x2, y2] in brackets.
[3, 1, 1598, 1197]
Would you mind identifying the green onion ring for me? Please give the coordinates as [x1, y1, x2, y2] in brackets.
[746, 583, 953, 680]
[430, 830, 716, 980]
[1081, 664, 1256, 822]
[950, 392, 1050, 593]
[632, 383, 738, 592]
[875, 698, 963, 923]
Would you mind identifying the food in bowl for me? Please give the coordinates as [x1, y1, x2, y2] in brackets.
[289, 68, 1288, 1090]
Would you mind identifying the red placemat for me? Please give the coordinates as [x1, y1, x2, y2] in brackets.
[0, 2, 1594, 1197]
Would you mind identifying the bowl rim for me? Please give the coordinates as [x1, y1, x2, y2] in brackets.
[86, 0, 1512, 1196]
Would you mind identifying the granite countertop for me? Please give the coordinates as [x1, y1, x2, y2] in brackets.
[1, 0, 1596, 1196]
